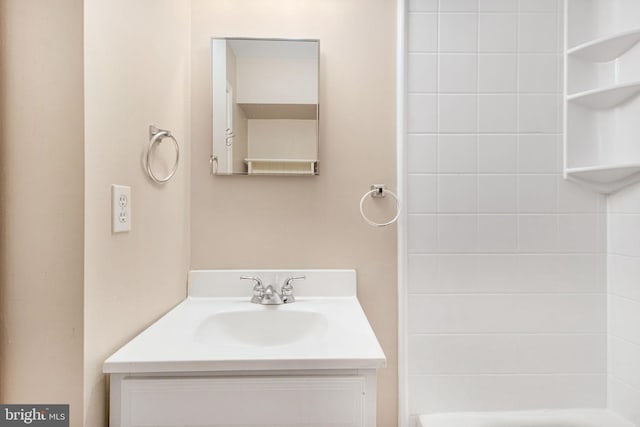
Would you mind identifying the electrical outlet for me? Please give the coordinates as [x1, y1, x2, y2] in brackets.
[112, 185, 131, 233]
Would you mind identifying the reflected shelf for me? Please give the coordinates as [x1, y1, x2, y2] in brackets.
[567, 81, 640, 109]
[244, 158, 317, 175]
[566, 163, 640, 193]
[568, 28, 640, 62]
[238, 103, 317, 120]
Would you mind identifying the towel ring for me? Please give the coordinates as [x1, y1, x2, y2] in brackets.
[359, 184, 401, 227]
[146, 125, 179, 184]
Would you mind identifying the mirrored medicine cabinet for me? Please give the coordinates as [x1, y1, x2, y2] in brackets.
[211, 38, 320, 176]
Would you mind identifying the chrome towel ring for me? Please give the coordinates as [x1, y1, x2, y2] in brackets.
[359, 184, 401, 227]
[146, 125, 180, 184]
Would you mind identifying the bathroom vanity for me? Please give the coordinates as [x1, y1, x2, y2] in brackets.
[103, 270, 386, 427]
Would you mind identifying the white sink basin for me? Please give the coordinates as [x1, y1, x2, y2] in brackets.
[103, 269, 386, 373]
[195, 309, 328, 346]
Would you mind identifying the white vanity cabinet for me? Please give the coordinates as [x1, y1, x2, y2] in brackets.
[104, 270, 386, 427]
[109, 371, 377, 427]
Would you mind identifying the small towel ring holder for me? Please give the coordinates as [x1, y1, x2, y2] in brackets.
[146, 125, 180, 184]
[359, 184, 401, 227]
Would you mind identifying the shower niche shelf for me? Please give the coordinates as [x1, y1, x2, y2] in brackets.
[568, 28, 640, 62]
[567, 82, 640, 109]
[564, 0, 640, 194]
[566, 164, 640, 194]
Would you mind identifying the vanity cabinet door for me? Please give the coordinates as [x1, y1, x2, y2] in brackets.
[119, 376, 367, 427]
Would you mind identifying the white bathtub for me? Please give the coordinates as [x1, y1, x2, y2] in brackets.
[419, 409, 636, 427]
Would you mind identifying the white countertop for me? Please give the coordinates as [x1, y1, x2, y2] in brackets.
[103, 270, 386, 374]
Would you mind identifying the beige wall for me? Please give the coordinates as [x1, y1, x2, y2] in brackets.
[84, 1, 191, 426]
[0, 0, 84, 425]
[1, 2, 396, 426]
[190, 1, 398, 425]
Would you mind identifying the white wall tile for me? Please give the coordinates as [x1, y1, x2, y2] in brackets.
[514, 254, 559, 291]
[431, 254, 480, 292]
[475, 254, 519, 290]
[411, 254, 557, 294]
[556, 49, 564, 90]
[438, 135, 477, 173]
[408, 294, 606, 334]
[609, 214, 640, 257]
[409, 54, 438, 93]
[558, 214, 603, 253]
[519, 0, 558, 12]
[518, 175, 558, 213]
[598, 211, 607, 250]
[409, 334, 605, 375]
[439, 14, 478, 52]
[408, 214, 438, 253]
[519, 94, 560, 133]
[408, 254, 438, 293]
[478, 175, 517, 213]
[408, 94, 438, 133]
[409, 374, 605, 414]
[554, 254, 606, 292]
[478, 94, 518, 133]
[408, 13, 438, 52]
[439, 94, 477, 132]
[438, 175, 477, 212]
[518, 134, 560, 174]
[479, 0, 518, 12]
[516, 254, 605, 293]
[478, 135, 517, 173]
[608, 181, 640, 213]
[519, 13, 558, 53]
[478, 54, 517, 93]
[439, 54, 477, 93]
[610, 254, 640, 302]
[608, 377, 640, 426]
[409, 0, 439, 12]
[477, 215, 518, 252]
[408, 134, 438, 173]
[518, 214, 557, 253]
[609, 336, 640, 390]
[519, 54, 558, 92]
[610, 296, 640, 345]
[439, 0, 478, 12]
[408, 174, 438, 213]
[478, 14, 518, 52]
[438, 215, 478, 252]
[405, 3, 610, 416]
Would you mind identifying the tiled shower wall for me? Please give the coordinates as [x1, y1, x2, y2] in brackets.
[608, 185, 640, 425]
[405, 0, 607, 419]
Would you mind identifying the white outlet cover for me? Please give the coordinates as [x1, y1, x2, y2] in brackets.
[112, 185, 131, 233]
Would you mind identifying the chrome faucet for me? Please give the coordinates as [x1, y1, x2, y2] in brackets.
[260, 284, 283, 305]
[240, 275, 306, 305]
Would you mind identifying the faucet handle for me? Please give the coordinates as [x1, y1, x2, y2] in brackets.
[240, 275, 264, 304]
[281, 276, 306, 303]
[282, 275, 306, 288]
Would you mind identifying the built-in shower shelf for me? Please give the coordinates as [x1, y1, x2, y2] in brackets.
[564, 2, 640, 195]
[566, 163, 640, 193]
[567, 81, 640, 109]
[568, 28, 640, 62]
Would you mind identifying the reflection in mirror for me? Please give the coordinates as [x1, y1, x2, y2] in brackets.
[211, 38, 319, 175]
